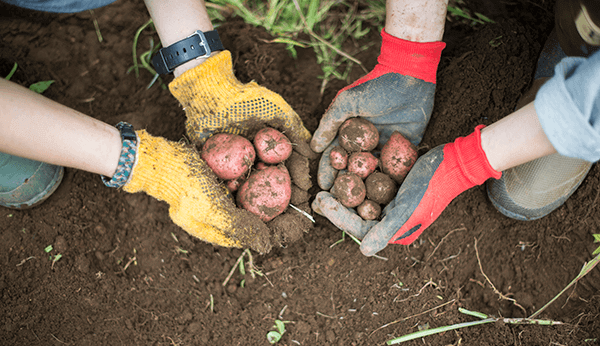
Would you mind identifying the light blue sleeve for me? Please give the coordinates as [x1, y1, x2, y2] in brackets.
[1, 0, 117, 13]
[536, 50, 600, 162]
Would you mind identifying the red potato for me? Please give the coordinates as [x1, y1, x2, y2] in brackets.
[254, 127, 293, 164]
[226, 178, 243, 192]
[329, 146, 348, 170]
[237, 165, 292, 222]
[365, 172, 397, 205]
[380, 131, 418, 184]
[201, 133, 256, 180]
[331, 172, 366, 208]
[255, 162, 268, 170]
[338, 118, 379, 152]
[347, 152, 379, 179]
[357, 200, 382, 220]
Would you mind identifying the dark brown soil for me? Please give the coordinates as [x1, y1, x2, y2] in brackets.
[2, 1, 600, 345]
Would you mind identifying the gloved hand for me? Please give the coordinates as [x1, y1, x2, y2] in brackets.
[169, 50, 311, 151]
[311, 29, 445, 190]
[123, 130, 272, 254]
[312, 126, 501, 256]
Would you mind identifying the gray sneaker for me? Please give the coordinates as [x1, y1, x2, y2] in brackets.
[0, 152, 64, 209]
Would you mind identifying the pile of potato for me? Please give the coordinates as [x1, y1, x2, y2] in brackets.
[201, 127, 294, 222]
[328, 118, 418, 220]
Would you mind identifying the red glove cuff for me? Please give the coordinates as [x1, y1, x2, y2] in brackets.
[454, 125, 502, 184]
[378, 29, 446, 84]
[338, 29, 446, 96]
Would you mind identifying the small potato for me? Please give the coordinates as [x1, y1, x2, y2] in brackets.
[347, 152, 379, 179]
[339, 118, 379, 152]
[380, 131, 418, 183]
[365, 172, 397, 205]
[331, 172, 366, 208]
[357, 200, 381, 220]
[201, 133, 255, 180]
[225, 178, 243, 192]
[237, 165, 292, 222]
[254, 127, 293, 164]
[329, 146, 348, 170]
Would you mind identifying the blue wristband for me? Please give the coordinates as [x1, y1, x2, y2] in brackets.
[101, 122, 138, 188]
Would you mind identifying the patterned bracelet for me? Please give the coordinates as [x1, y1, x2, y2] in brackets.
[101, 122, 138, 188]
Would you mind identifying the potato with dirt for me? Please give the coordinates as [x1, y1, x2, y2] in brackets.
[237, 165, 292, 222]
[380, 131, 418, 183]
[201, 133, 256, 180]
[365, 172, 396, 205]
[357, 199, 382, 220]
[253, 127, 293, 164]
[329, 145, 348, 170]
[338, 117, 379, 152]
[331, 172, 366, 208]
[347, 151, 379, 179]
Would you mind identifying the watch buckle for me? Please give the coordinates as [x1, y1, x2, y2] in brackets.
[189, 30, 212, 60]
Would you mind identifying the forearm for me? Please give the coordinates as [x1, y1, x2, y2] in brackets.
[0, 79, 121, 177]
[385, 0, 448, 42]
[480, 101, 556, 172]
[143, 0, 214, 77]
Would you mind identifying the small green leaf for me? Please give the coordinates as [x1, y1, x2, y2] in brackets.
[54, 254, 62, 261]
[592, 234, 600, 242]
[29, 80, 54, 94]
[274, 320, 286, 334]
[44, 245, 53, 253]
[266, 331, 282, 344]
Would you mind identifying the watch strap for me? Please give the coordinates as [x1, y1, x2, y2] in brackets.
[152, 30, 224, 75]
[101, 122, 138, 188]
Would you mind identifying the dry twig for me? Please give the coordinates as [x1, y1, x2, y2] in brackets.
[474, 238, 527, 315]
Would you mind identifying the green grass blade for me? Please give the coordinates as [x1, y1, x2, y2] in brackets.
[387, 318, 495, 344]
[529, 252, 600, 319]
[459, 308, 488, 319]
[5, 62, 18, 80]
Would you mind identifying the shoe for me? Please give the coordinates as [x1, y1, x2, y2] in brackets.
[487, 154, 591, 220]
[0, 152, 64, 209]
[486, 29, 593, 221]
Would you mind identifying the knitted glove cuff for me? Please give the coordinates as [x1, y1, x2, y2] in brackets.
[453, 125, 502, 186]
[169, 50, 243, 110]
[379, 29, 446, 84]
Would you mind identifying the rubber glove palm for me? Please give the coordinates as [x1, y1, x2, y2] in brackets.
[169, 50, 311, 149]
[313, 126, 501, 256]
[123, 130, 271, 253]
[311, 29, 445, 190]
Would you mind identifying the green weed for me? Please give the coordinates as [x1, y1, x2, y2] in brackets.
[592, 234, 600, 255]
[266, 319, 290, 344]
[447, 0, 495, 26]
[385, 245, 600, 344]
[4, 63, 54, 93]
[209, 0, 384, 93]
[128, 19, 166, 90]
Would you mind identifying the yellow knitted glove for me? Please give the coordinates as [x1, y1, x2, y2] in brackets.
[123, 130, 272, 253]
[169, 50, 311, 146]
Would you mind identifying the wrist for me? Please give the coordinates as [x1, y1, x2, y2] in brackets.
[378, 29, 446, 84]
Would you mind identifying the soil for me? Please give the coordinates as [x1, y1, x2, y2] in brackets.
[2, 1, 600, 345]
